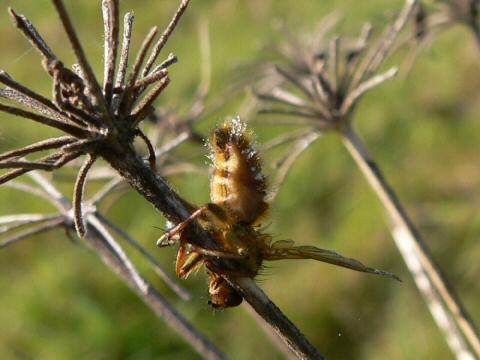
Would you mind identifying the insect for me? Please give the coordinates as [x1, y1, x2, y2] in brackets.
[157, 117, 398, 308]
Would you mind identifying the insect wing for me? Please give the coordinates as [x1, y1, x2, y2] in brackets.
[266, 242, 400, 281]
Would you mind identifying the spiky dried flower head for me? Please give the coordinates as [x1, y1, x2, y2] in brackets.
[0, 0, 191, 237]
[412, 0, 480, 46]
[255, 1, 417, 132]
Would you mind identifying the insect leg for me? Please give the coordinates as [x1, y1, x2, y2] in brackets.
[156, 205, 211, 247]
[189, 245, 246, 260]
[175, 243, 204, 278]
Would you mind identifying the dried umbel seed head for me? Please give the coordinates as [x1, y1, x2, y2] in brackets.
[0, 0, 191, 237]
[254, 2, 420, 132]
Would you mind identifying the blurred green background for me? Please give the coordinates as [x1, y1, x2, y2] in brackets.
[0, 0, 479, 359]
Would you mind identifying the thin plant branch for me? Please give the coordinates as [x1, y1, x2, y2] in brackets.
[73, 154, 96, 237]
[14, 172, 225, 359]
[253, 0, 480, 357]
[51, 0, 111, 123]
[267, 131, 322, 203]
[142, 0, 191, 77]
[0, 218, 64, 248]
[0, 136, 76, 162]
[0, 214, 62, 234]
[0, 102, 90, 138]
[95, 213, 191, 301]
[102, 0, 119, 103]
[341, 125, 480, 359]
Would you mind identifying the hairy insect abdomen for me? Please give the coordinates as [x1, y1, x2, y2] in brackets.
[210, 118, 267, 224]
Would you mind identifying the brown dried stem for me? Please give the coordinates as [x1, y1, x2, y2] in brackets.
[73, 154, 97, 237]
[142, 0, 191, 77]
[0, 102, 89, 138]
[102, 0, 120, 103]
[0, 136, 75, 162]
[51, 0, 111, 123]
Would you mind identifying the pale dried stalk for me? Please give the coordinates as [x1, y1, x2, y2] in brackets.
[95, 213, 191, 301]
[24, 172, 226, 360]
[254, 0, 480, 355]
[341, 125, 479, 360]
[85, 220, 227, 360]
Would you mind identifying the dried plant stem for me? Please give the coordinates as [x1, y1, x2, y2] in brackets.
[234, 278, 323, 360]
[25, 172, 225, 360]
[0, 103, 89, 138]
[341, 125, 480, 360]
[85, 221, 226, 360]
[0, 218, 63, 248]
[268, 131, 322, 203]
[51, 0, 111, 123]
[142, 0, 191, 77]
[102, 0, 119, 103]
[95, 213, 191, 301]
[73, 154, 96, 237]
[244, 305, 297, 360]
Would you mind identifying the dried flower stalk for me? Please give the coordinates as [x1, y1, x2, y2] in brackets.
[0, 171, 224, 360]
[254, 0, 480, 358]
